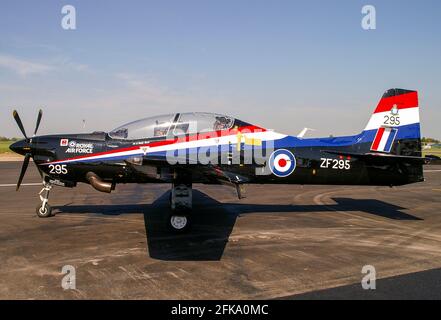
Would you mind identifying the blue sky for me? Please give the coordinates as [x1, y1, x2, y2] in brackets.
[1, 0, 440, 138]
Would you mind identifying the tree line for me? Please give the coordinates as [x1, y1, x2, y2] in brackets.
[0, 137, 20, 142]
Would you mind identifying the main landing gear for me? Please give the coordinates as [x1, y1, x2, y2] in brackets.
[167, 171, 192, 233]
[36, 182, 53, 218]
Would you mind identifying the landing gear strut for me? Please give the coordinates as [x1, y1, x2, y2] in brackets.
[36, 182, 53, 218]
[167, 171, 192, 233]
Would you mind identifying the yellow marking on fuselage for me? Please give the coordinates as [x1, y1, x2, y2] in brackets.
[244, 136, 262, 146]
[236, 131, 243, 152]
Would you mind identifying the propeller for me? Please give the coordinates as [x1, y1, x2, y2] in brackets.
[34, 109, 43, 136]
[12, 109, 43, 190]
[16, 154, 31, 191]
[13, 110, 28, 141]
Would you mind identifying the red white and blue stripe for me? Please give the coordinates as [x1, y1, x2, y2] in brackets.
[370, 127, 398, 153]
[44, 126, 287, 165]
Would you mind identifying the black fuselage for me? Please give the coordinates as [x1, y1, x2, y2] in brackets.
[11, 132, 424, 190]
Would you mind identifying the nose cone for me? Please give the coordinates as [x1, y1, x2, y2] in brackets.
[9, 139, 30, 156]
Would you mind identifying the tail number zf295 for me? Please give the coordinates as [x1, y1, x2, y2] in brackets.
[320, 158, 351, 170]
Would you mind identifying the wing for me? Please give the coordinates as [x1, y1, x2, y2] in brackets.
[124, 155, 251, 198]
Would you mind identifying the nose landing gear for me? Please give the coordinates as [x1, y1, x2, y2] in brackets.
[36, 182, 53, 218]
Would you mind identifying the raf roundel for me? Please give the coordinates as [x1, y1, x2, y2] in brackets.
[269, 149, 296, 177]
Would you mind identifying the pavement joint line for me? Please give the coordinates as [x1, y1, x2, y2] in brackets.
[0, 183, 41, 187]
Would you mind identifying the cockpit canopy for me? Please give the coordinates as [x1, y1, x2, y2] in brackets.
[109, 112, 236, 140]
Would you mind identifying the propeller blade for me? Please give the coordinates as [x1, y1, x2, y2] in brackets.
[34, 109, 43, 136]
[13, 110, 28, 140]
[16, 153, 31, 191]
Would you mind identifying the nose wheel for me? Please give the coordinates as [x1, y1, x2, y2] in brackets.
[36, 203, 52, 218]
[168, 214, 190, 233]
[168, 171, 192, 233]
[36, 182, 53, 218]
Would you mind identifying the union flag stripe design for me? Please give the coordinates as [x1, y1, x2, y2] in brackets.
[371, 127, 398, 153]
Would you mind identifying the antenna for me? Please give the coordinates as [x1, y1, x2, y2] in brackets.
[297, 127, 316, 138]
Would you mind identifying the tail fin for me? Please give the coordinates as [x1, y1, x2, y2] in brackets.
[361, 88, 421, 157]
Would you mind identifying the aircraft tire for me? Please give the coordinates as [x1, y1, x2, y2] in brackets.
[167, 213, 191, 233]
[36, 203, 52, 218]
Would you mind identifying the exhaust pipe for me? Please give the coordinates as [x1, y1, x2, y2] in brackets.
[86, 172, 113, 193]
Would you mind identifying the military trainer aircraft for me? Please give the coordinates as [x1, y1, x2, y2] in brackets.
[10, 88, 425, 232]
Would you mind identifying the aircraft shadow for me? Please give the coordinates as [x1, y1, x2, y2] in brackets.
[54, 190, 421, 261]
[225, 197, 422, 221]
[142, 191, 238, 261]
